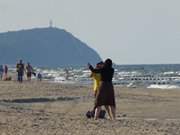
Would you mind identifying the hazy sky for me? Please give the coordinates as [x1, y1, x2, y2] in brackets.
[0, 0, 180, 64]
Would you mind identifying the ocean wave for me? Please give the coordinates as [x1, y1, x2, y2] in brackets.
[6, 64, 180, 89]
[147, 84, 180, 89]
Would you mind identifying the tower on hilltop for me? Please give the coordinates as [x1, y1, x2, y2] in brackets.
[49, 20, 53, 28]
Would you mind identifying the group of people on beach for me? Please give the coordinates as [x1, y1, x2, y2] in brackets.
[88, 58, 116, 120]
[16, 59, 42, 82]
[0, 59, 42, 83]
[1, 58, 116, 120]
[16, 59, 33, 82]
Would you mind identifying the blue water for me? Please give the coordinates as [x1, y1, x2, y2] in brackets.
[115, 64, 180, 76]
[111, 64, 180, 88]
[8, 64, 180, 88]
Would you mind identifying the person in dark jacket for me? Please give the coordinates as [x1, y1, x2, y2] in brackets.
[88, 58, 116, 120]
[16, 60, 25, 83]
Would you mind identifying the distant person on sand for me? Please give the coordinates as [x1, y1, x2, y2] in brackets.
[88, 59, 116, 120]
[64, 68, 69, 80]
[26, 62, 34, 81]
[4, 65, 8, 80]
[0, 65, 3, 80]
[16, 60, 25, 83]
[37, 72, 42, 81]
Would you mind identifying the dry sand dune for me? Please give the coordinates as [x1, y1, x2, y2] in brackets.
[0, 81, 180, 135]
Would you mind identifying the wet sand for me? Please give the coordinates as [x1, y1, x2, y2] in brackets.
[0, 81, 180, 135]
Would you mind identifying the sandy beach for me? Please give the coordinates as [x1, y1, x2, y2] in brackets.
[0, 81, 180, 135]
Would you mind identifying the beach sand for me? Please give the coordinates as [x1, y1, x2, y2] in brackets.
[0, 81, 180, 135]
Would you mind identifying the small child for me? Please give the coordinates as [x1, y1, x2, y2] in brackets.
[37, 72, 42, 81]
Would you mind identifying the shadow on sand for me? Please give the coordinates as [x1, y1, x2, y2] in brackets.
[1, 96, 80, 104]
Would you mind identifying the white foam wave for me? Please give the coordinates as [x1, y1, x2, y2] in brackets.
[147, 84, 180, 89]
[163, 71, 175, 75]
[53, 77, 76, 84]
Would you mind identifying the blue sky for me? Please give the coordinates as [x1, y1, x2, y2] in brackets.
[0, 0, 180, 64]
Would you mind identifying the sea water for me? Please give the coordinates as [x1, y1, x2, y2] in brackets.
[8, 64, 180, 89]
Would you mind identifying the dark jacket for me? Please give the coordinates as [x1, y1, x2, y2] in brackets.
[89, 65, 114, 82]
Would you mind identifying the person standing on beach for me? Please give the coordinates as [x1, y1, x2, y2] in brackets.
[37, 72, 42, 81]
[26, 62, 33, 81]
[64, 68, 69, 80]
[16, 60, 25, 83]
[90, 62, 103, 97]
[88, 59, 116, 120]
[0, 65, 3, 80]
[89, 62, 105, 118]
[4, 65, 8, 80]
